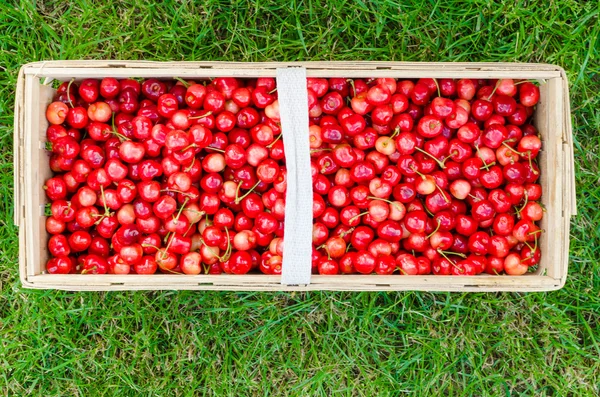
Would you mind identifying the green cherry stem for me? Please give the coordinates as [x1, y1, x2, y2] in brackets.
[384, 127, 401, 146]
[235, 180, 262, 204]
[66, 78, 75, 108]
[414, 146, 447, 169]
[366, 196, 403, 212]
[205, 146, 225, 153]
[349, 211, 369, 224]
[173, 77, 191, 88]
[426, 220, 442, 239]
[267, 133, 283, 148]
[475, 145, 491, 171]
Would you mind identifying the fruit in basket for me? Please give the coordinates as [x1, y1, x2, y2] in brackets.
[43, 76, 542, 276]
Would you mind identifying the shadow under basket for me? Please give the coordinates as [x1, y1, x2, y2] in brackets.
[14, 61, 576, 291]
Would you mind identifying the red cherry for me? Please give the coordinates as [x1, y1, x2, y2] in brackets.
[417, 116, 443, 138]
[119, 141, 145, 164]
[504, 252, 528, 275]
[468, 231, 490, 255]
[100, 78, 120, 99]
[471, 99, 493, 121]
[519, 82, 540, 107]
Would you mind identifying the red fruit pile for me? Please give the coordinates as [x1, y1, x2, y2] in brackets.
[44, 77, 286, 275]
[43, 75, 543, 277]
[307, 77, 543, 276]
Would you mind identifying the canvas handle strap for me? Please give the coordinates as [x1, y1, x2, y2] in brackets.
[276, 67, 313, 285]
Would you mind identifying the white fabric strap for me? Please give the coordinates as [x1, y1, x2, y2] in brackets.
[276, 67, 313, 285]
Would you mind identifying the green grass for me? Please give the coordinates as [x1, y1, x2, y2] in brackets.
[1, 0, 599, 395]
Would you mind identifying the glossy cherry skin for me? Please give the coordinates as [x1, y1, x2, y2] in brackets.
[228, 251, 253, 274]
[353, 250, 376, 274]
[519, 82, 540, 107]
[504, 253, 528, 275]
[48, 234, 71, 257]
[471, 200, 496, 222]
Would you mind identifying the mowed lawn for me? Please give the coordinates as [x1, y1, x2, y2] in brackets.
[0, 1, 599, 395]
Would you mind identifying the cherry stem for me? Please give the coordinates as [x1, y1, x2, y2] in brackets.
[112, 130, 130, 142]
[184, 157, 196, 172]
[480, 161, 496, 170]
[173, 198, 189, 224]
[160, 188, 192, 196]
[441, 250, 466, 257]
[141, 243, 161, 251]
[110, 113, 130, 142]
[267, 133, 283, 148]
[81, 266, 97, 275]
[349, 211, 369, 224]
[528, 229, 544, 236]
[414, 146, 446, 169]
[468, 193, 481, 202]
[91, 211, 111, 218]
[384, 127, 401, 146]
[436, 184, 451, 203]
[181, 143, 198, 152]
[200, 236, 228, 262]
[268, 87, 277, 94]
[528, 154, 539, 175]
[310, 148, 332, 154]
[515, 190, 529, 218]
[436, 250, 460, 270]
[91, 212, 114, 219]
[189, 111, 212, 120]
[163, 268, 184, 275]
[366, 196, 403, 213]
[184, 209, 206, 216]
[409, 164, 428, 181]
[222, 226, 232, 262]
[234, 181, 243, 204]
[66, 78, 75, 108]
[173, 77, 191, 88]
[94, 185, 112, 224]
[514, 80, 536, 86]
[432, 78, 441, 97]
[437, 249, 466, 263]
[347, 79, 356, 95]
[424, 206, 434, 218]
[161, 234, 175, 260]
[474, 145, 491, 171]
[486, 80, 501, 101]
[338, 227, 355, 239]
[502, 142, 524, 156]
[442, 151, 458, 164]
[426, 220, 441, 239]
[206, 146, 225, 153]
[235, 180, 262, 204]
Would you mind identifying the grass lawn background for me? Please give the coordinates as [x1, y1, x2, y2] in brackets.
[0, 1, 598, 395]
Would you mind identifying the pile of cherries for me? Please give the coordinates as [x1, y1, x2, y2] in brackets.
[43, 75, 543, 277]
